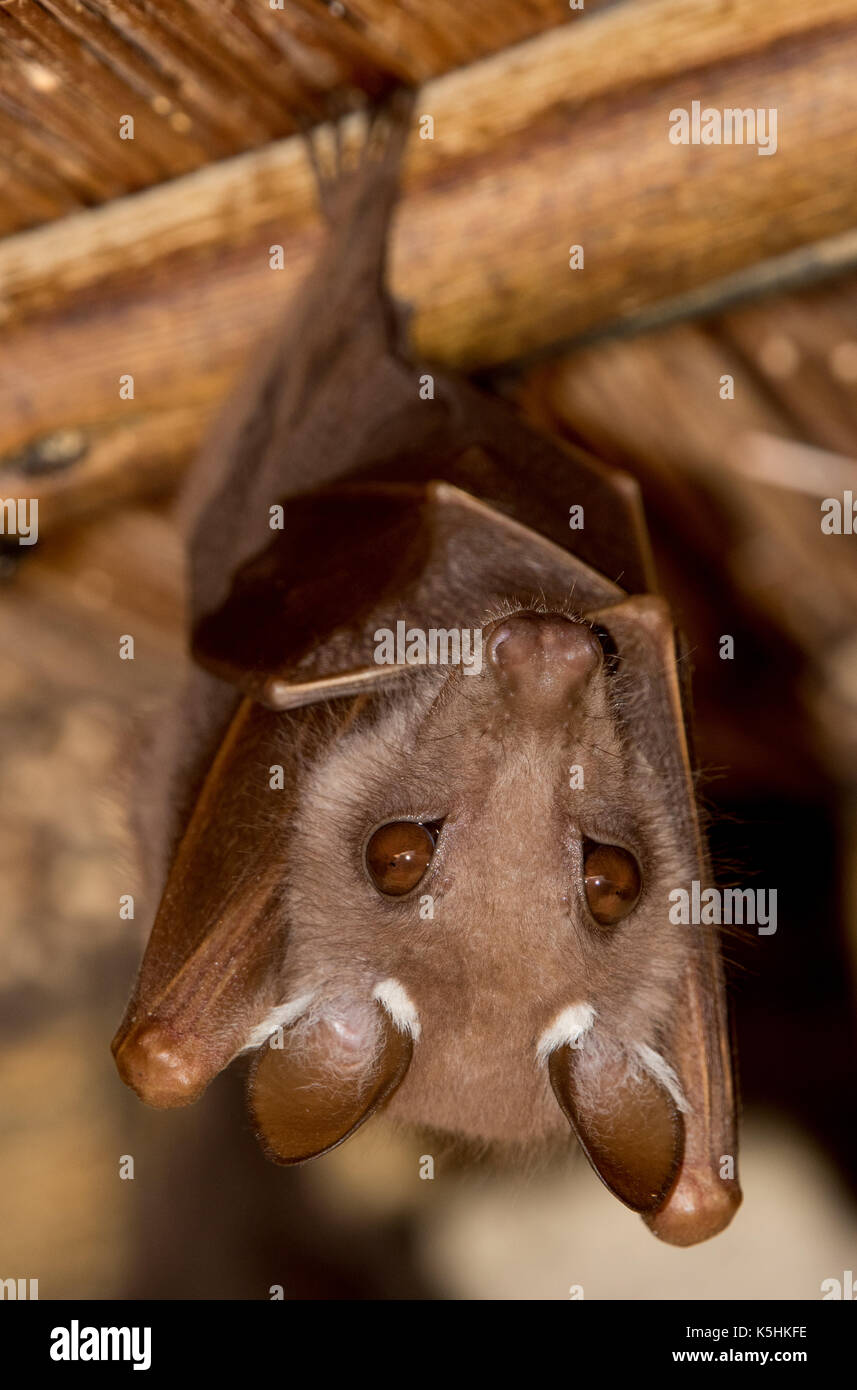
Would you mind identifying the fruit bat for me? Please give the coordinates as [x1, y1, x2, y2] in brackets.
[112, 90, 740, 1247]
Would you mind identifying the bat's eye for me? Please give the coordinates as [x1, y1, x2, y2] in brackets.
[365, 821, 440, 896]
[583, 840, 642, 926]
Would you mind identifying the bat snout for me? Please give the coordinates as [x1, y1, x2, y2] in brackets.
[485, 612, 601, 715]
[112, 1019, 211, 1109]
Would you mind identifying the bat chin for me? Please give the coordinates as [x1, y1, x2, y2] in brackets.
[383, 1065, 568, 1145]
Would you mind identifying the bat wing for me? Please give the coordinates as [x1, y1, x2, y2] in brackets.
[112, 697, 298, 1106]
[191, 480, 627, 708]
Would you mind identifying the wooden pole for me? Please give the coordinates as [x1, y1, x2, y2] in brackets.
[3, 0, 857, 521]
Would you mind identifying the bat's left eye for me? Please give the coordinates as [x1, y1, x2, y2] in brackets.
[365, 821, 440, 897]
[583, 840, 642, 926]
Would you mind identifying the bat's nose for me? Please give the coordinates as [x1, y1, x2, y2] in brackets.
[485, 612, 601, 713]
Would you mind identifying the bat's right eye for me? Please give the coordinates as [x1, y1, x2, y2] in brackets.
[365, 821, 439, 897]
[583, 840, 642, 926]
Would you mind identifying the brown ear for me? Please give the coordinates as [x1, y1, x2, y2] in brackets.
[549, 1045, 684, 1213]
[112, 698, 301, 1108]
[589, 595, 741, 1245]
[248, 1001, 413, 1164]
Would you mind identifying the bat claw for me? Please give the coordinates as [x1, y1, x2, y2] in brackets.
[112, 1022, 210, 1110]
[645, 1173, 742, 1247]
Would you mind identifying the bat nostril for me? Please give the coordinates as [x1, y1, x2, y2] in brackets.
[485, 612, 601, 708]
[486, 613, 543, 667]
[113, 1022, 209, 1109]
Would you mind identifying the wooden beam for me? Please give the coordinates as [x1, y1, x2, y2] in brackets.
[0, 408, 210, 537]
[2, 0, 857, 484]
[0, 0, 579, 236]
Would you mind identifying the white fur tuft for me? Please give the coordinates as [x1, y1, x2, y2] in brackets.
[633, 1041, 690, 1113]
[241, 991, 316, 1051]
[373, 978, 421, 1041]
[536, 1003, 596, 1062]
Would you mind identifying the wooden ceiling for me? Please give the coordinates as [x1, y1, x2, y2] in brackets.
[0, 0, 590, 236]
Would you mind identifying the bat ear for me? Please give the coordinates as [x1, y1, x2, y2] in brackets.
[248, 998, 414, 1164]
[586, 595, 741, 1245]
[112, 698, 303, 1108]
[548, 1044, 684, 1213]
[191, 481, 623, 711]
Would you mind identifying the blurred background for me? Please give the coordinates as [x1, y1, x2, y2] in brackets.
[2, 0, 857, 1299]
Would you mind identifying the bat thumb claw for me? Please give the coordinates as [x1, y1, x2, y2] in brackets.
[644, 1171, 742, 1247]
[111, 1022, 210, 1109]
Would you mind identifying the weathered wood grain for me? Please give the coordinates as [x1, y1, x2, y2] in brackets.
[2, 0, 857, 472]
[0, 406, 211, 536]
[0, 0, 579, 235]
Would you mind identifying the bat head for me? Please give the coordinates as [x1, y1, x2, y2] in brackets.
[113, 483, 740, 1246]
